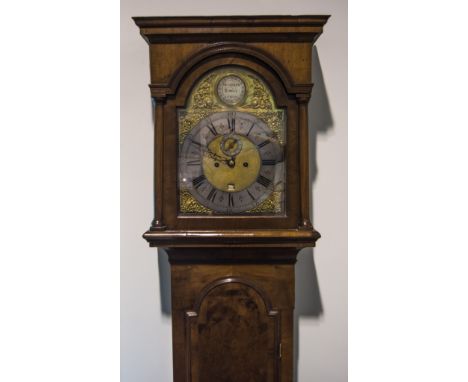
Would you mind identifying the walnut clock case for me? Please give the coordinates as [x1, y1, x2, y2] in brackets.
[133, 16, 329, 382]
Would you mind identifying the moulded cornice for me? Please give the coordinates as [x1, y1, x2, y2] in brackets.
[133, 15, 330, 44]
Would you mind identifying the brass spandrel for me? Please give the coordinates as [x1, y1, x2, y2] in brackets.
[179, 190, 213, 214]
[179, 68, 285, 145]
[246, 191, 283, 214]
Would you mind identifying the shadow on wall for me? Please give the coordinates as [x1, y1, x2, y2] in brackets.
[158, 248, 171, 315]
[294, 46, 334, 382]
[155, 46, 334, 381]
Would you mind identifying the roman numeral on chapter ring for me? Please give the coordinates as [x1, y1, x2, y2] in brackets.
[192, 174, 206, 189]
[257, 140, 270, 149]
[207, 188, 217, 202]
[261, 159, 276, 166]
[246, 123, 255, 136]
[189, 139, 203, 148]
[247, 189, 256, 201]
[257, 175, 272, 188]
[228, 116, 236, 132]
[228, 194, 235, 207]
[186, 159, 201, 166]
[207, 123, 217, 136]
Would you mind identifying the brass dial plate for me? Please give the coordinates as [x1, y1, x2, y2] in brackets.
[178, 67, 286, 215]
[203, 135, 261, 193]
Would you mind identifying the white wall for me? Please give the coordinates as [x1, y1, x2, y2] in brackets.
[121, 1, 347, 381]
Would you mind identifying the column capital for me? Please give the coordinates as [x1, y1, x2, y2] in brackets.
[296, 93, 311, 104]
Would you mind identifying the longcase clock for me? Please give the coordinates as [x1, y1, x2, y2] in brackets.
[133, 15, 329, 382]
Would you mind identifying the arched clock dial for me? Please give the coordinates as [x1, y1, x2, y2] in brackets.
[179, 111, 284, 214]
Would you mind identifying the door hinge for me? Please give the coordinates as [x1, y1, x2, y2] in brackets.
[278, 343, 282, 359]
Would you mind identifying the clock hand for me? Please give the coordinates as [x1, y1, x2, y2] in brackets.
[203, 147, 231, 164]
[187, 138, 224, 162]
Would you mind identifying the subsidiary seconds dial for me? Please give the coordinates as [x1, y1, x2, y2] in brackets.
[179, 111, 284, 214]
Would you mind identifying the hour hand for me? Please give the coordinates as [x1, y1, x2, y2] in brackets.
[203, 147, 229, 163]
